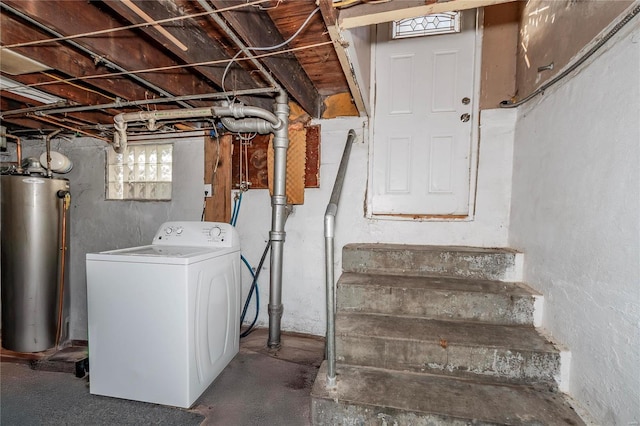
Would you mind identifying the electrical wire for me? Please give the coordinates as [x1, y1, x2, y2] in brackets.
[26, 114, 110, 141]
[221, 7, 320, 99]
[3, 41, 333, 93]
[40, 72, 117, 102]
[1, 0, 271, 50]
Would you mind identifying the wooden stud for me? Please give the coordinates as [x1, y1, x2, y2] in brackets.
[204, 133, 233, 223]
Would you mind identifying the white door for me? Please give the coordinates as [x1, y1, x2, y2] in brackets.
[370, 11, 478, 216]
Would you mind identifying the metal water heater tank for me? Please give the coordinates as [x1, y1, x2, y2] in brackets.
[0, 174, 70, 352]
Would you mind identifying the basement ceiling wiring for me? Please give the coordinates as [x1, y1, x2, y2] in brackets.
[0, 0, 271, 50]
[40, 72, 118, 102]
[220, 6, 321, 99]
[1, 41, 334, 93]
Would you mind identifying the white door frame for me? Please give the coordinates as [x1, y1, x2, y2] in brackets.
[366, 9, 484, 221]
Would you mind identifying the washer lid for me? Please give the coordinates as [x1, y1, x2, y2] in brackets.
[86, 244, 238, 264]
[107, 245, 216, 257]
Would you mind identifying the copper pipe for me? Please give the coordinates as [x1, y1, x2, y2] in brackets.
[28, 114, 109, 142]
[1, 133, 23, 173]
[55, 191, 70, 348]
[45, 129, 63, 177]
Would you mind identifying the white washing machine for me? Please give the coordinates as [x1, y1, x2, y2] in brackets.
[86, 221, 241, 408]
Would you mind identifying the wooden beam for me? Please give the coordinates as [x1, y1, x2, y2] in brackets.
[2, 0, 217, 103]
[204, 134, 232, 223]
[0, 96, 49, 129]
[0, 13, 164, 104]
[209, 0, 323, 118]
[338, 0, 518, 29]
[266, 1, 350, 96]
[99, 0, 273, 111]
[319, 0, 368, 115]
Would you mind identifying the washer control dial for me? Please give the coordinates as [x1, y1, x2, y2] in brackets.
[165, 227, 173, 235]
[208, 225, 222, 238]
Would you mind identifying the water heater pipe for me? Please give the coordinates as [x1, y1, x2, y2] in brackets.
[1, 133, 23, 173]
[55, 190, 71, 347]
[45, 129, 63, 177]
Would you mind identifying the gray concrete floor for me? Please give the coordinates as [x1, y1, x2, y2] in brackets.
[1, 329, 325, 426]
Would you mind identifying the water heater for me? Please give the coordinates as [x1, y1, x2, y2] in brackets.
[1, 174, 70, 352]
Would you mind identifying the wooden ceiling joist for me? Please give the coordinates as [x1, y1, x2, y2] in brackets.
[337, 0, 519, 29]
[2, 0, 213, 105]
[100, 0, 273, 110]
[209, 0, 323, 118]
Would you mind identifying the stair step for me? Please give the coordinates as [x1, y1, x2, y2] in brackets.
[336, 313, 561, 385]
[311, 362, 585, 425]
[337, 272, 540, 325]
[343, 244, 522, 281]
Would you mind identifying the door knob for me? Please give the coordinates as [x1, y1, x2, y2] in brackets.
[460, 113, 470, 122]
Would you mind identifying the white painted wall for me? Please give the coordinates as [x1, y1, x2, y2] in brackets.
[235, 109, 516, 335]
[16, 135, 204, 340]
[508, 26, 640, 425]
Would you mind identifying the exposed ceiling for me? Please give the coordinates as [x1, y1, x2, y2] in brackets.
[0, 0, 514, 140]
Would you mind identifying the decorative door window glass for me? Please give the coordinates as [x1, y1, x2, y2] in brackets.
[392, 12, 461, 39]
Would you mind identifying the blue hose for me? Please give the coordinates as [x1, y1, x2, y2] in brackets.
[231, 190, 263, 337]
[231, 192, 243, 227]
[240, 241, 270, 338]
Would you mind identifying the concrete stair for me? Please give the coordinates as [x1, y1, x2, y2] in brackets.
[311, 244, 584, 425]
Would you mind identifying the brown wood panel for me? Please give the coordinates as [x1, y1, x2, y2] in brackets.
[267, 1, 349, 96]
[267, 128, 307, 205]
[204, 134, 233, 223]
[231, 125, 320, 190]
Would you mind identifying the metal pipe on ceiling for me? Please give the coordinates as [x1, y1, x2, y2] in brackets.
[0, 101, 68, 118]
[0, 3, 192, 109]
[2, 87, 279, 118]
[28, 114, 109, 141]
[110, 101, 281, 152]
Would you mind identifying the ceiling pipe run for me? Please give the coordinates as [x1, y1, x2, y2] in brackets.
[111, 92, 290, 348]
[111, 102, 281, 153]
[2, 87, 279, 118]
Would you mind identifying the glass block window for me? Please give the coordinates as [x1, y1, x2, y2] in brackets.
[106, 144, 173, 200]
[392, 12, 460, 39]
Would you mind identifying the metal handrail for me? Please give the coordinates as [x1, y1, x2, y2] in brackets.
[324, 129, 356, 388]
